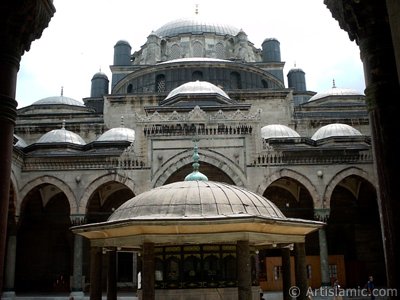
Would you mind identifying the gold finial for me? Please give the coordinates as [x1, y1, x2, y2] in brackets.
[120, 116, 124, 127]
[195, 3, 199, 15]
[332, 79, 336, 88]
[61, 86, 64, 96]
[62, 119, 66, 129]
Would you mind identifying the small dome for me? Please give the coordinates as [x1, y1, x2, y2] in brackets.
[97, 127, 135, 142]
[154, 18, 240, 38]
[308, 87, 363, 102]
[165, 81, 230, 100]
[261, 124, 300, 139]
[114, 39, 131, 47]
[32, 96, 84, 107]
[92, 71, 109, 80]
[311, 123, 362, 140]
[37, 128, 86, 145]
[108, 180, 286, 221]
[287, 68, 305, 74]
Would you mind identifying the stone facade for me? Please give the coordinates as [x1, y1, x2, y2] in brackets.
[6, 14, 385, 297]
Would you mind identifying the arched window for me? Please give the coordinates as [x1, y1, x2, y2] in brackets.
[262, 79, 269, 88]
[215, 42, 225, 59]
[193, 41, 203, 57]
[127, 83, 133, 93]
[192, 71, 203, 81]
[230, 71, 242, 89]
[222, 255, 236, 283]
[170, 44, 181, 60]
[155, 74, 166, 93]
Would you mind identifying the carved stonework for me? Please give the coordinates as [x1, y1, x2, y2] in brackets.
[0, 1, 56, 56]
[70, 214, 86, 226]
[324, 0, 388, 44]
[314, 208, 330, 222]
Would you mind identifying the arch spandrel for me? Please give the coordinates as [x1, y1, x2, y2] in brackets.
[152, 149, 246, 188]
[323, 166, 376, 208]
[79, 173, 136, 214]
[257, 168, 320, 209]
[18, 175, 77, 216]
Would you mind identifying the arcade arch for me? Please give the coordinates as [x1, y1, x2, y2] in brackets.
[327, 174, 385, 288]
[16, 183, 72, 293]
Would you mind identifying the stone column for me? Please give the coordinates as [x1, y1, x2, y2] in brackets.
[70, 235, 84, 299]
[0, 2, 55, 292]
[107, 249, 117, 300]
[2, 235, 16, 299]
[294, 243, 308, 300]
[237, 240, 251, 300]
[142, 242, 155, 300]
[89, 247, 103, 300]
[325, 0, 400, 293]
[281, 247, 292, 300]
[314, 208, 330, 287]
[70, 215, 85, 300]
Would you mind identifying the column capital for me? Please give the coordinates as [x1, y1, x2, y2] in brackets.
[314, 208, 330, 222]
[70, 214, 86, 226]
[0, 1, 56, 56]
[324, 0, 389, 45]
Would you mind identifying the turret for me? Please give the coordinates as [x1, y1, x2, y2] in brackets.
[262, 38, 284, 83]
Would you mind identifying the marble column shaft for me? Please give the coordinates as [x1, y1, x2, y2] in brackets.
[142, 243, 155, 300]
[281, 248, 292, 300]
[237, 240, 251, 300]
[89, 247, 103, 300]
[294, 243, 308, 300]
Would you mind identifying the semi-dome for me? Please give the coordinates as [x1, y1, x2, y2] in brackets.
[109, 180, 286, 222]
[261, 124, 300, 139]
[308, 86, 363, 102]
[154, 17, 240, 38]
[32, 96, 84, 107]
[37, 128, 86, 145]
[311, 123, 362, 140]
[165, 80, 230, 100]
[97, 127, 135, 142]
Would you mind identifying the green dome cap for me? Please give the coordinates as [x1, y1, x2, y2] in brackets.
[184, 143, 208, 181]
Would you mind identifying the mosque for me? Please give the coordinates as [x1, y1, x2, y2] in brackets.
[4, 14, 385, 300]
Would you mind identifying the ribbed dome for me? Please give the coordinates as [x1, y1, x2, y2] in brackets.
[308, 87, 363, 102]
[261, 124, 300, 139]
[165, 81, 230, 100]
[311, 123, 362, 140]
[37, 128, 86, 145]
[32, 96, 84, 107]
[97, 127, 135, 142]
[108, 181, 286, 221]
[154, 18, 240, 38]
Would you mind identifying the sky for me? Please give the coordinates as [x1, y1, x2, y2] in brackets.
[15, 0, 366, 108]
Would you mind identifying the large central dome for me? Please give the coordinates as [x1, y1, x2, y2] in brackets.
[154, 17, 240, 38]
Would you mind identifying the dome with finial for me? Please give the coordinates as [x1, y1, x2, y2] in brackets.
[184, 142, 208, 181]
[37, 120, 86, 145]
[308, 79, 363, 102]
[32, 87, 84, 107]
[261, 124, 300, 139]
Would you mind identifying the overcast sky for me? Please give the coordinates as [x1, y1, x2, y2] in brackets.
[15, 0, 366, 108]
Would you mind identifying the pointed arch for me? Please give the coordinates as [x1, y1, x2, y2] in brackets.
[79, 173, 136, 214]
[18, 175, 77, 216]
[152, 149, 246, 187]
[256, 168, 320, 209]
[323, 166, 376, 208]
